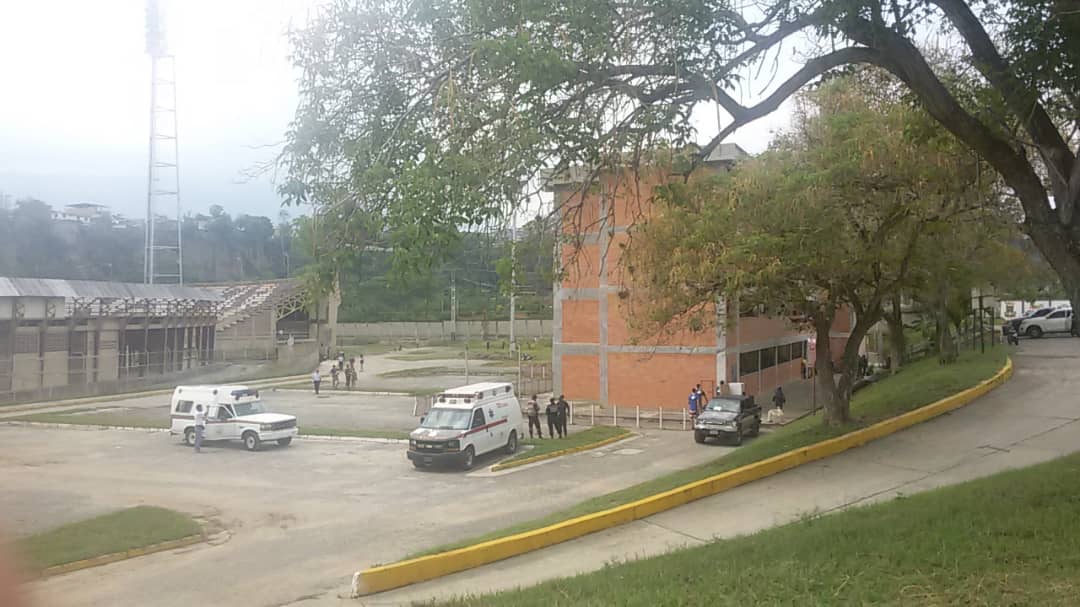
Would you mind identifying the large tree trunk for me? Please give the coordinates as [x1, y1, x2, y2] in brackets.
[815, 306, 881, 426]
[884, 294, 907, 369]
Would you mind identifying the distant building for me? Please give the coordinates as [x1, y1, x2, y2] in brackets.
[51, 202, 111, 224]
[547, 145, 852, 409]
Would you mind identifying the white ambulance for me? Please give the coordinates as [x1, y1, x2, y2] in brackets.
[169, 385, 298, 451]
[407, 382, 522, 470]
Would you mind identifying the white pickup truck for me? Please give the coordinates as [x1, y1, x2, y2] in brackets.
[169, 385, 298, 451]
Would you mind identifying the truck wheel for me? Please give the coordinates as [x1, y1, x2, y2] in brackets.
[733, 427, 743, 446]
[750, 418, 761, 437]
[505, 431, 518, 455]
[183, 428, 196, 446]
[694, 431, 706, 444]
[277, 437, 293, 447]
[412, 460, 425, 469]
[1026, 325, 1043, 338]
[461, 446, 475, 470]
[243, 432, 261, 452]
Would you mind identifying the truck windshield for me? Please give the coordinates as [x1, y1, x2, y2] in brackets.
[421, 408, 471, 430]
[233, 402, 267, 416]
[706, 398, 741, 413]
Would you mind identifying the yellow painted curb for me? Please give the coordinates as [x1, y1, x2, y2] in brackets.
[490, 430, 633, 472]
[35, 534, 205, 579]
[352, 357, 1014, 596]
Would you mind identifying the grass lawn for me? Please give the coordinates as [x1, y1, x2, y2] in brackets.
[437, 449, 1079, 607]
[10, 410, 410, 440]
[264, 382, 440, 396]
[378, 365, 507, 379]
[502, 426, 630, 466]
[11, 410, 166, 428]
[301, 426, 409, 440]
[407, 346, 1008, 558]
[16, 506, 201, 572]
[389, 340, 553, 364]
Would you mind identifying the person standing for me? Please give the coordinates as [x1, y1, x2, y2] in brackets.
[688, 387, 700, 420]
[557, 394, 570, 437]
[546, 397, 561, 438]
[330, 365, 340, 389]
[312, 368, 322, 395]
[358, 353, 365, 372]
[526, 394, 542, 439]
[772, 386, 786, 411]
[192, 403, 207, 453]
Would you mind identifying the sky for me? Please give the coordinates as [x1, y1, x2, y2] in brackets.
[0, 0, 795, 221]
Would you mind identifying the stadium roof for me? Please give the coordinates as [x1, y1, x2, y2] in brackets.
[0, 277, 221, 301]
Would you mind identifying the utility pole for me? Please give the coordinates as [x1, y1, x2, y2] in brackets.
[509, 212, 516, 351]
[450, 270, 458, 342]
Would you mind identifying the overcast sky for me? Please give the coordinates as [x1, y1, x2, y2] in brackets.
[0, 0, 794, 221]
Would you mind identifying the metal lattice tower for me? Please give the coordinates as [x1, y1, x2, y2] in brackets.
[143, 0, 183, 284]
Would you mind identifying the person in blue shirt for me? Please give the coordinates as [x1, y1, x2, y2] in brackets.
[688, 387, 700, 418]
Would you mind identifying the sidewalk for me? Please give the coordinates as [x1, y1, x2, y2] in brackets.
[357, 340, 1079, 606]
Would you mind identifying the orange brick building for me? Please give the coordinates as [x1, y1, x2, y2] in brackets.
[549, 145, 852, 409]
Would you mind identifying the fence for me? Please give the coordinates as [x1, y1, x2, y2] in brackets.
[337, 319, 553, 345]
[411, 363, 554, 417]
[0, 350, 237, 406]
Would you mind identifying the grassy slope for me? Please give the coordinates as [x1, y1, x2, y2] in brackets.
[503, 426, 630, 465]
[17, 506, 201, 571]
[409, 347, 1008, 558]
[439, 449, 1080, 607]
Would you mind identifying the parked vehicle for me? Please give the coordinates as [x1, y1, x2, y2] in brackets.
[694, 394, 761, 446]
[169, 385, 298, 451]
[1019, 307, 1074, 338]
[408, 382, 522, 470]
[1007, 306, 1058, 335]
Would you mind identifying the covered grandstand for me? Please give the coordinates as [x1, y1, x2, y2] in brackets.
[202, 278, 338, 361]
[0, 277, 221, 403]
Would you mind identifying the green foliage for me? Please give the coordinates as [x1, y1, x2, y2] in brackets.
[624, 75, 995, 420]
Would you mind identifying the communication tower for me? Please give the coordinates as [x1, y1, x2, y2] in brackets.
[143, 0, 183, 284]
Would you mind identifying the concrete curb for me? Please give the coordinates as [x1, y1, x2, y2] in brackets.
[34, 533, 205, 579]
[351, 357, 1013, 596]
[490, 430, 634, 472]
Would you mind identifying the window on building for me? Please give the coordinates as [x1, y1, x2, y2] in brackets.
[739, 350, 759, 374]
[778, 343, 792, 364]
[761, 347, 776, 369]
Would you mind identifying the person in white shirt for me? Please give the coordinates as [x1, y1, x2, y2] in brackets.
[312, 369, 322, 395]
[192, 404, 207, 453]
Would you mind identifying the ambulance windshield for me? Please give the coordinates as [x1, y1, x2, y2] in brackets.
[421, 408, 471, 430]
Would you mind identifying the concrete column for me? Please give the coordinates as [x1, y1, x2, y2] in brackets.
[598, 184, 609, 406]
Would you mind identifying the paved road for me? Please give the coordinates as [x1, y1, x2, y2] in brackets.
[7, 422, 718, 606]
[361, 338, 1080, 606]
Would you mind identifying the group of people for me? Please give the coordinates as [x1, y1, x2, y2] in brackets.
[311, 352, 365, 394]
[524, 394, 570, 439]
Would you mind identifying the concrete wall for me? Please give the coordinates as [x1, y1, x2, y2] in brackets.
[336, 319, 554, 343]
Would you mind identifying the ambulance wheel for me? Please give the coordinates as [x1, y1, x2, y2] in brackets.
[243, 431, 261, 452]
[277, 437, 292, 447]
[183, 428, 196, 446]
[505, 431, 518, 454]
[461, 446, 475, 470]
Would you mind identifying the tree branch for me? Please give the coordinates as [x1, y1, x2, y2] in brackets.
[692, 46, 883, 171]
[929, 0, 1077, 222]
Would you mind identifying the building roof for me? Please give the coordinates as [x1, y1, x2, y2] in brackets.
[0, 277, 221, 302]
[703, 142, 751, 163]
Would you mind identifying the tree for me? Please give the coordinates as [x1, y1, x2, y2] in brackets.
[284, 0, 1080, 329]
[622, 79, 991, 424]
